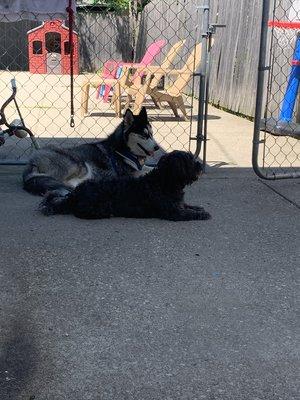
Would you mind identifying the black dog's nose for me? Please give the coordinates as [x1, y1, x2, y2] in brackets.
[154, 145, 159, 151]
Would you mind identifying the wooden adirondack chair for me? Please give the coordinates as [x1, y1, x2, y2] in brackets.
[96, 39, 166, 102]
[80, 66, 133, 117]
[124, 39, 186, 110]
[129, 43, 202, 119]
[80, 40, 185, 118]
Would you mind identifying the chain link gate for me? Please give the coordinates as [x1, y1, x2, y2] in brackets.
[253, 0, 300, 179]
[0, 0, 216, 166]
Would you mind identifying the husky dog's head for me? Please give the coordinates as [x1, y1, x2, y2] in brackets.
[123, 107, 159, 158]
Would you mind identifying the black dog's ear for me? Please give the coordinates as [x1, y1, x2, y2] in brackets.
[123, 109, 135, 130]
[139, 107, 148, 123]
[157, 151, 195, 188]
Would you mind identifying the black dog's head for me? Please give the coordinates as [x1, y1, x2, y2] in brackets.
[156, 151, 203, 189]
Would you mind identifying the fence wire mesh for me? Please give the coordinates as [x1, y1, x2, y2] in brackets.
[255, 0, 300, 178]
[0, 0, 205, 164]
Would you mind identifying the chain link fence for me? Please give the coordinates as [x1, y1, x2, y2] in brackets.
[254, 0, 300, 179]
[0, 0, 207, 164]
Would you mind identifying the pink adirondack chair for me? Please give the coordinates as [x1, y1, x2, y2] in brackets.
[97, 39, 166, 102]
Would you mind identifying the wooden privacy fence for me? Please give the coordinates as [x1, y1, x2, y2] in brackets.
[208, 0, 262, 117]
[140, 0, 295, 119]
[140, 0, 263, 118]
[0, 0, 275, 118]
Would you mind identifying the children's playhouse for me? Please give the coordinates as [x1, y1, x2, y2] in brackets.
[27, 20, 79, 75]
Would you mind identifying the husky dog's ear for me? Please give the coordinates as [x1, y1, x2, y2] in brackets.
[123, 109, 135, 130]
[139, 106, 148, 123]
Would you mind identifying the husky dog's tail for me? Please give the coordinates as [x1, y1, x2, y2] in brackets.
[23, 164, 71, 196]
[39, 190, 73, 216]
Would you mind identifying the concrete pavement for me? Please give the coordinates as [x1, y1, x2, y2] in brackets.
[0, 160, 299, 399]
[0, 72, 299, 399]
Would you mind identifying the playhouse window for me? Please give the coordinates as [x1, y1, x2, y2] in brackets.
[33, 40, 42, 54]
[45, 32, 61, 53]
[64, 41, 70, 55]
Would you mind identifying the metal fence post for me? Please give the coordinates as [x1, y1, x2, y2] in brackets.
[194, 0, 210, 166]
[252, 0, 272, 179]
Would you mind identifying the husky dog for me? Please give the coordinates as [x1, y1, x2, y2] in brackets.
[23, 107, 159, 196]
[40, 151, 211, 221]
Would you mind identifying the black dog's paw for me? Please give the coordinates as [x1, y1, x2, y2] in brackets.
[38, 190, 71, 216]
[184, 204, 205, 212]
[166, 208, 211, 221]
[38, 197, 58, 216]
[38, 202, 49, 216]
[184, 205, 211, 220]
[199, 211, 211, 220]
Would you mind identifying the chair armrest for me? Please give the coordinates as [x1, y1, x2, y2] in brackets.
[119, 62, 144, 68]
[134, 66, 192, 76]
[82, 77, 118, 88]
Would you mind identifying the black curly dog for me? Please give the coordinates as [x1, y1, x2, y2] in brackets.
[40, 151, 211, 221]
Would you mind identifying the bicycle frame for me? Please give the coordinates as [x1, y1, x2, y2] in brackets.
[0, 79, 39, 150]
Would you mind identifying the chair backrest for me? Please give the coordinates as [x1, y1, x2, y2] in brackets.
[118, 66, 136, 87]
[140, 39, 166, 65]
[170, 43, 202, 95]
[150, 39, 186, 88]
[101, 60, 120, 79]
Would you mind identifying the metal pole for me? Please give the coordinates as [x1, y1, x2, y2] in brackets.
[202, 34, 212, 171]
[194, 0, 210, 163]
[252, 0, 300, 179]
[252, 0, 271, 178]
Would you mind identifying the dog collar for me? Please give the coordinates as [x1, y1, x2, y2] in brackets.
[115, 150, 144, 171]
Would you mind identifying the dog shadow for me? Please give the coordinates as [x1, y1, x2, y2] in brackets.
[204, 161, 231, 169]
[148, 114, 221, 122]
[87, 112, 118, 118]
